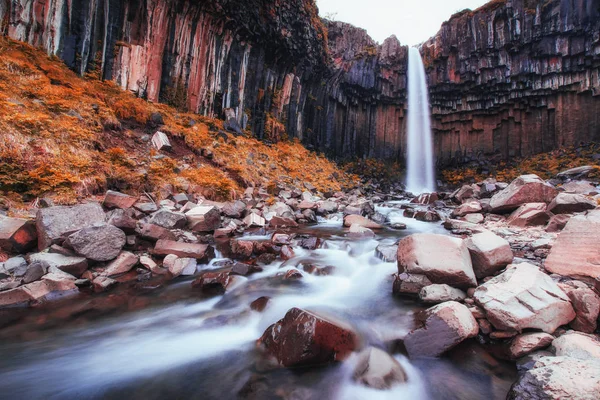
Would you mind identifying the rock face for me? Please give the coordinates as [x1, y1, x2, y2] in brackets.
[3, 0, 598, 165]
[397, 234, 477, 289]
[404, 301, 479, 358]
[489, 175, 558, 213]
[473, 263, 575, 333]
[508, 356, 600, 400]
[36, 203, 106, 250]
[466, 231, 513, 279]
[257, 308, 358, 368]
[545, 210, 600, 281]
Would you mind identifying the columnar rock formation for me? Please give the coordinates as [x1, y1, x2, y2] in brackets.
[2, 0, 599, 165]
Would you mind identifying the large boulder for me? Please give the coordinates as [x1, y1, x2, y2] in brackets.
[473, 263, 575, 333]
[68, 225, 126, 262]
[490, 175, 558, 213]
[548, 193, 596, 214]
[466, 231, 513, 278]
[0, 216, 37, 253]
[397, 234, 477, 288]
[545, 210, 600, 281]
[343, 215, 382, 229]
[552, 332, 600, 361]
[507, 203, 551, 227]
[36, 203, 106, 250]
[404, 301, 479, 358]
[185, 206, 221, 232]
[154, 240, 214, 262]
[257, 308, 359, 367]
[508, 356, 600, 399]
[353, 347, 407, 389]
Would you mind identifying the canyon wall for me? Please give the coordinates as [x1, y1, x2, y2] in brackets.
[2, 0, 600, 166]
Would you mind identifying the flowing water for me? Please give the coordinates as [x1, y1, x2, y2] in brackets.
[406, 47, 436, 194]
[0, 206, 515, 400]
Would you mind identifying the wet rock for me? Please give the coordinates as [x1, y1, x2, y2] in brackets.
[103, 191, 138, 209]
[552, 331, 600, 360]
[393, 273, 432, 296]
[280, 245, 295, 260]
[390, 222, 407, 230]
[148, 209, 187, 230]
[507, 203, 551, 227]
[489, 175, 558, 213]
[257, 307, 359, 367]
[28, 253, 88, 277]
[343, 215, 382, 229]
[153, 240, 214, 262]
[412, 193, 439, 205]
[299, 237, 321, 250]
[139, 255, 168, 275]
[353, 347, 407, 389]
[404, 301, 479, 358]
[36, 203, 106, 250]
[191, 272, 235, 295]
[231, 262, 262, 276]
[282, 269, 304, 280]
[250, 296, 271, 312]
[102, 251, 139, 277]
[545, 214, 572, 232]
[136, 223, 177, 242]
[419, 284, 466, 304]
[68, 225, 126, 262]
[473, 263, 575, 333]
[92, 276, 118, 293]
[397, 234, 477, 289]
[466, 231, 513, 279]
[230, 240, 254, 260]
[348, 224, 375, 237]
[508, 333, 554, 360]
[548, 193, 596, 214]
[0, 216, 37, 253]
[508, 356, 600, 399]
[375, 244, 398, 263]
[545, 210, 600, 281]
[185, 206, 221, 232]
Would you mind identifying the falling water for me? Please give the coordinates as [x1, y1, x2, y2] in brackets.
[406, 47, 435, 194]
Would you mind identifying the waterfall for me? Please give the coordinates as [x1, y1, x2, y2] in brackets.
[406, 47, 435, 194]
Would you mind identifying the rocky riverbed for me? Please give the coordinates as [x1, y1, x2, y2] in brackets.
[0, 166, 599, 399]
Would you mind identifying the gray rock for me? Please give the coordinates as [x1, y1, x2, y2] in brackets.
[552, 332, 600, 361]
[148, 209, 187, 230]
[419, 284, 467, 304]
[68, 225, 126, 262]
[36, 203, 106, 250]
[28, 253, 88, 277]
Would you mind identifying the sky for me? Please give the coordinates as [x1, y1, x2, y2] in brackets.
[316, 0, 490, 46]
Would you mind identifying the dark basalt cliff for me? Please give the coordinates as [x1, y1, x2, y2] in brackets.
[1, 0, 599, 166]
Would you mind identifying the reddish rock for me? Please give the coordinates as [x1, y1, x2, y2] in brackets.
[167, 257, 197, 277]
[451, 201, 482, 218]
[230, 262, 262, 276]
[191, 272, 235, 295]
[343, 215, 382, 229]
[397, 234, 477, 288]
[393, 273, 432, 296]
[153, 240, 214, 262]
[0, 217, 37, 253]
[562, 286, 600, 334]
[548, 193, 597, 214]
[404, 301, 479, 358]
[280, 245, 295, 260]
[257, 308, 359, 367]
[414, 210, 441, 222]
[28, 252, 88, 278]
[473, 263, 575, 333]
[299, 237, 321, 250]
[283, 269, 303, 280]
[507, 203, 551, 227]
[489, 175, 558, 213]
[545, 214, 572, 233]
[92, 276, 118, 293]
[140, 255, 168, 275]
[250, 296, 271, 312]
[222, 201, 247, 218]
[509, 333, 554, 360]
[36, 203, 106, 250]
[419, 284, 467, 304]
[411, 193, 439, 205]
[136, 223, 177, 242]
[185, 206, 221, 232]
[230, 240, 254, 260]
[0, 286, 33, 308]
[103, 191, 138, 209]
[101, 251, 139, 277]
[466, 231, 513, 279]
[545, 210, 600, 281]
[269, 216, 299, 228]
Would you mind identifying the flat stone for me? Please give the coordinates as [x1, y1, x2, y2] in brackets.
[548, 193, 596, 214]
[28, 253, 88, 278]
[509, 333, 554, 360]
[473, 263, 575, 333]
[102, 251, 139, 277]
[404, 301, 479, 358]
[343, 215, 382, 229]
[36, 203, 106, 250]
[545, 210, 600, 281]
[153, 240, 214, 262]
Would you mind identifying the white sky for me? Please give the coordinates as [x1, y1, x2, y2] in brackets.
[316, 0, 490, 45]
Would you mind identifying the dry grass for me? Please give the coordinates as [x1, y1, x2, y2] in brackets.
[0, 37, 358, 206]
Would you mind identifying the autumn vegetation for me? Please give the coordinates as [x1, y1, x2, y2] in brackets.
[0, 37, 358, 209]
